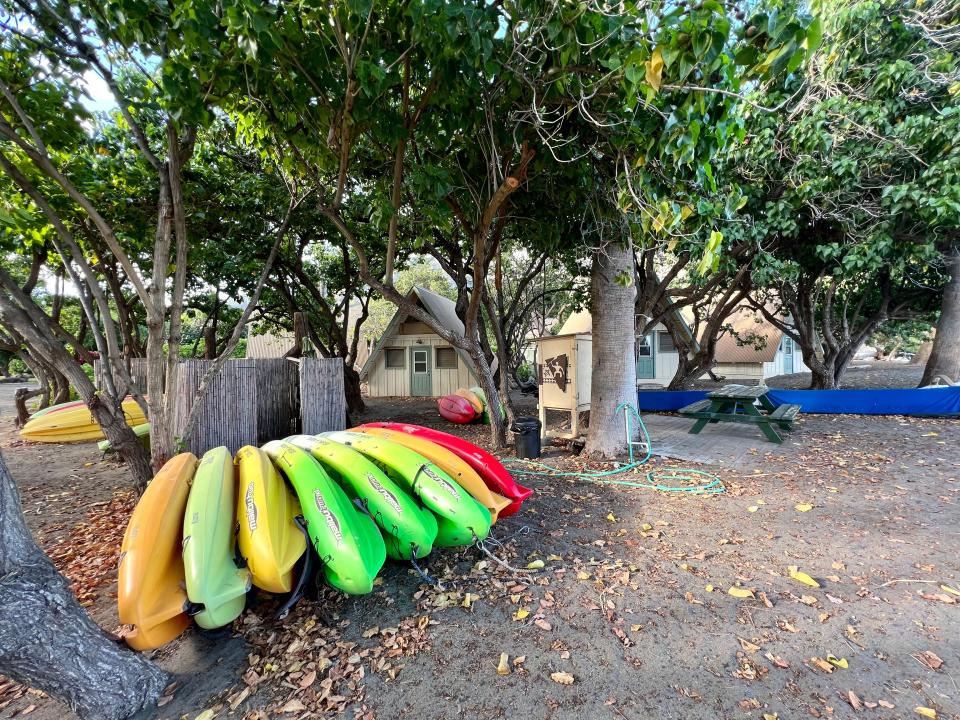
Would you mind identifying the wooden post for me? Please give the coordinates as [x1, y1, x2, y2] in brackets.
[203, 326, 216, 360]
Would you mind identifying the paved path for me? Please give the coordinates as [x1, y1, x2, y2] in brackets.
[638, 412, 805, 465]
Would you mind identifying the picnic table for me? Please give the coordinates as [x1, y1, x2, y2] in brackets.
[677, 384, 801, 444]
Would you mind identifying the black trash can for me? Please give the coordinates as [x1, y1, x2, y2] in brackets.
[511, 417, 542, 459]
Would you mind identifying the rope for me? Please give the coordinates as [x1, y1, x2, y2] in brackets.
[505, 403, 724, 494]
[409, 548, 446, 590]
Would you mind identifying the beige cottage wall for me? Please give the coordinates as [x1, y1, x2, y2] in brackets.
[367, 334, 476, 397]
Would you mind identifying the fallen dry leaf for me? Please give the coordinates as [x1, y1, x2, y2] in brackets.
[514, 608, 530, 621]
[826, 654, 848, 669]
[738, 637, 761, 653]
[728, 587, 755, 599]
[194, 710, 217, 720]
[550, 671, 574, 685]
[878, 700, 895, 709]
[915, 651, 943, 670]
[534, 619, 552, 631]
[794, 503, 813, 512]
[526, 560, 544, 570]
[845, 690, 863, 711]
[809, 657, 835, 673]
[279, 700, 306, 714]
[765, 652, 790, 669]
[914, 708, 937, 719]
[298, 670, 316, 689]
[788, 566, 820, 588]
[496, 652, 510, 676]
[361, 626, 379, 638]
[919, 592, 956, 605]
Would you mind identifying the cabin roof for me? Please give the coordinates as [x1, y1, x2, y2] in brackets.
[360, 286, 493, 380]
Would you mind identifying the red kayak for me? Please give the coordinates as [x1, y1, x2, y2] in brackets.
[356, 422, 532, 517]
[437, 395, 477, 424]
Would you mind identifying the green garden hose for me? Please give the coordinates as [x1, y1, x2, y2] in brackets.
[505, 403, 724, 494]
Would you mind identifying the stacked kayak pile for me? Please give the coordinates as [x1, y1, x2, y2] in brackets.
[437, 386, 501, 424]
[19, 397, 147, 443]
[118, 423, 533, 651]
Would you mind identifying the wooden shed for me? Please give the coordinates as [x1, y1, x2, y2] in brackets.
[360, 287, 482, 398]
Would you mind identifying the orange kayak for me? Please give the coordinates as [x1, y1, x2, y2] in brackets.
[118, 452, 197, 650]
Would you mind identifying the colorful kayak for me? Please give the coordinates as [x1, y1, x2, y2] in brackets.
[284, 435, 437, 561]
[29, 399, 87, 419]
[20, 397, 146, 443]
[235, 446, 307, 593]
[352, 426, 511, 522]
[262, 440, 385, 595]
[97, 422, 150, 453]
[118, 452, 197, 650]
[454, 388, 484, 413]
[357, 422, 532, 517]
[438, 394, 476, 424]
[182, 446, 251, 630]
[323, 431, 491, 547]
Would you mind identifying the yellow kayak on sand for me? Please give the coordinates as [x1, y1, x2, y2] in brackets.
[235, 446, 307, 593]
[352, 425, 512, 522]
[20, 397, 147, 443]
[118, 452, 197, 651]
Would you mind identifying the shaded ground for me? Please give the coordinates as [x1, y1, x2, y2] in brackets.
[0, 383, 958, 720]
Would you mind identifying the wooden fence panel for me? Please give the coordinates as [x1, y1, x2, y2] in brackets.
[299, 358, 346, 435]
[93, 358, 153, 394]
[254, 358, 300, 443]
[172, 359, 259, 455]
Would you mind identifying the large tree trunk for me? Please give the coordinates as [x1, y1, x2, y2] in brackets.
[466, 344, 508, 449]
[584, 239, 637, 458]
[343, 363, 365, 415]
[0, 453, 168, 720]
[920, 246, 960, 386]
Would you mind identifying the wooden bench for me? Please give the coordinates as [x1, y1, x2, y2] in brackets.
[769, 403, 801, 428]
[677, 387, 801, 444]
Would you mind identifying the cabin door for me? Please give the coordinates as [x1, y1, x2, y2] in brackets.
[636, 333, 655, 379]
[782, 338, 794, 374]
[410, 346, 432, 396]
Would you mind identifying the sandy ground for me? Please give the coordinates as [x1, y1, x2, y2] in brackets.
[0, 377, 958, 720]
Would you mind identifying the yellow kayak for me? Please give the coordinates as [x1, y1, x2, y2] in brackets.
[455, 388, 484, 413]
[20, 397, 147, 443]
[118, 452, 198, 651]
[352, 426, 512, 522]
[235, 446, 307, 593]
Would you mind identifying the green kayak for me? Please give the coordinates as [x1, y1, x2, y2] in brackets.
[182, 446, 251, 630]
[97, 422, 150, 453]
[284, 435, 438, 561]
[322, 431, 491, 547]
[262, 440, 385, 595]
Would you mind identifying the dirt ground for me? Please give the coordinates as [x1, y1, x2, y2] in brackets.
[1, 379, 958, 720]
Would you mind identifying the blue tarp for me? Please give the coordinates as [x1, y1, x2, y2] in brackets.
[637, 386, 960, 416]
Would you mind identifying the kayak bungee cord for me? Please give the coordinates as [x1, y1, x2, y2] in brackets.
[505, 404, 724, 494]
[473, 531, 536, 574]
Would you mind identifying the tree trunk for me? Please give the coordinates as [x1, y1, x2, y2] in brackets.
[0, 452, 168, 720]
[920, 246, 960, 386]
[466, 345, 508, 449]
[584, 239, 637, 458]
[203, 326, 216, 360]
[343, 363, 365, 415]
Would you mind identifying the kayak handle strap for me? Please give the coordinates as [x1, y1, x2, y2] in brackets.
[276, 516, 314, 621]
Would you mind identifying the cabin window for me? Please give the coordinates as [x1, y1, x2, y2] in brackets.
[385, 348, 405, 368]
[637, 335, 652, 357]
[436, 347, 457, 369]
[658, 331, 676, 352]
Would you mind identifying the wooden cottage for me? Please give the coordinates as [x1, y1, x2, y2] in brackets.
[360, 287, 483, 398]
